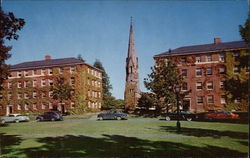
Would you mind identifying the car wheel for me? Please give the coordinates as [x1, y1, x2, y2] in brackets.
[15, 120, 20, 123]
[51, 118, 55, 121]
[36, 118, 41, 122]
[116, 117, 121, 120]
[98, 117, 103, 121]
[165, 116, 171, 121]
[186, 117, 192, 121]
[1, 120, 5, 124]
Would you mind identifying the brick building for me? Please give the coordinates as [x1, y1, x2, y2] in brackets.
[0, 56, 102, 116]
[154, 38, 249, 112]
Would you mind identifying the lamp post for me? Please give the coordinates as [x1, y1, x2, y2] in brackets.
[175, 84, 181, 132]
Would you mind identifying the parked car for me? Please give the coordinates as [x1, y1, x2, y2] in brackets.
[0, 114, 30, 124]
[163, 110, 197, 121]
[97, 109, 128, 120]
[204, 111, 239, 120]
[36, 111, 63, 121]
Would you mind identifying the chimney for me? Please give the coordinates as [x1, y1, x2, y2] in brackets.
[45, 55, 51, 60]
[214, 38, 221, 44]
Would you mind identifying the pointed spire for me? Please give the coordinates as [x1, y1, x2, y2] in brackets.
[128, 16, 136, 62]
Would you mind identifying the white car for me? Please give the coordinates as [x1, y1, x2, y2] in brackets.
[0, 114, 30, 124]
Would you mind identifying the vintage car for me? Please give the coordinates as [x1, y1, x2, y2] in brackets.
[0, 114, 30, 124]
[163, 110, 197, 121]
[36, 111, 63, 121]
[97, 109, 128, 120]
[204, 111, 239, 120]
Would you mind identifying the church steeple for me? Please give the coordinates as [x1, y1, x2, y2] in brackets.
[124, 17, 140, 110]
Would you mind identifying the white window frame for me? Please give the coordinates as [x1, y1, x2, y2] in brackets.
[207, 95, 214, 104]
[207, 81, 213, 90]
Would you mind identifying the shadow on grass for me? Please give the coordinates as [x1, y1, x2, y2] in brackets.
[160, 126, 248, 139]
[0, 133, 248, 158]
[0, 133, 23, 154]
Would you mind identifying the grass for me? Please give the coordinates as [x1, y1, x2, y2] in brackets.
[0, 116, 249, 158]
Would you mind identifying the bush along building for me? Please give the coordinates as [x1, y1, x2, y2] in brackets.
[154, 38, 249, 112]
[0, 56, 103, 116]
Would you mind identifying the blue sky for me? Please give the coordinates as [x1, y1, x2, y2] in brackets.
[3, 0, 249, 99]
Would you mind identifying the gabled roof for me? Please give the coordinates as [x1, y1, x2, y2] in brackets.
[154, 40, 249, 58]
[10, 57, 84, 71]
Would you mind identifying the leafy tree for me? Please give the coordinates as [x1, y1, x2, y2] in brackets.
[137, 92, 158, 110]
[144, 60, 190, 113]
[51, 77, 72, 112]
[77, 54, 85, 62]
[239, 13, 250, 44]
[0, 9, 25, 88]
[93, 59, 113, 109]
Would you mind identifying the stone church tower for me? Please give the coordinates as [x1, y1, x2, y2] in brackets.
[124, 18, 140, 110]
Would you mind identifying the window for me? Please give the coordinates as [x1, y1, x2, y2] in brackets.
[24, 93, 29, 99]
[88, 101, 91, 108]
[181, 57, 186, 64]
[196, 82, 202, 90]
[206, 67, 212, 76]
[196, 68, 202, 76]
[87, 79, 90, 85]
[33, 70, 38, 75]
[207, 95, 214, 104]
[42, 92, 46, 98]
[24, 71, 29, 76]
[17, 82, 22, 88]
[25, 104, 29, 110]
[92, 80, 94, 86]
[98, 102, 101, 108]
[87, 68, 90, 74]
[233, 52, 239, 61]
[221, 95, 226, 104]
[206, 55, 212, 62]
[41, 103, 46, 110]
[49, 91, 53, 98]
[18, 71, 22, 77]
[98, 72, 102, 79]
[70, 77, 75, 85]
[17, 104, 21, 110]
[71, 102, 75, 108]
[59, 67, 63, 74]
[49, 102, 53, 109]
[42, 69, 46, 75]
[8, 82, 12, 89]
[219, 66, 225, 74]
[181, 69, 187, 78]
[233, 67, 239, 74]
[0, 94, 3, 99]
[197, 96, 203, 104]
[95, 81, 97, 87]
[49, 79, 53, 86]
[98, 92, 101, 98]
[48, 69, 53, 75]
[220, 81, 225, 89]
[207, 81, 213, 90]
[33, 91, 37, 98]
[182, 82, 188, 91]
[41, 79, 46, 87]
[88, 91, 91, 97]
[24, 81, 29, 88]
[17, 93, 22, 99]
[219, 53, 225, 62]
[33, 103, 37, 110]
[196, 56, 201, 63]
[0, 104, 3, 110]
[33, 80, 37, 87]
[70, 67, 76, 73]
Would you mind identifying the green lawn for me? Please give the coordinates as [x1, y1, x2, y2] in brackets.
[0, 116, 249, 158]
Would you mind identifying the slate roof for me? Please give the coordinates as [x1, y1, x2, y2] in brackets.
[10, 57, 84, 70]
[154, 40, 249, 57]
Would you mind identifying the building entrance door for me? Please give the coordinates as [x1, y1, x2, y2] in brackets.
[6, 105, 13, 116]
[183, 100, 190, 111]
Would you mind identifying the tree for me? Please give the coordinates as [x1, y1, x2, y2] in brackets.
[93, 59, 113, 109]
[0, 9, 25, 88]
[51, 77, 72, 113]
[144, 59, 190, 113]
[137, 92, 158, 110]
[239, 13, 250, 44]
[77, 54, 85, 62]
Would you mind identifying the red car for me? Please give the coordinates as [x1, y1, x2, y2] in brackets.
[204, 111, 239, 120]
